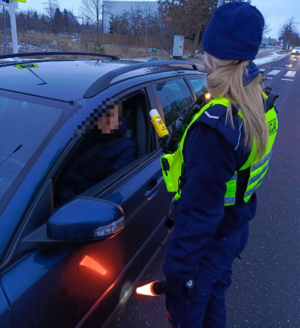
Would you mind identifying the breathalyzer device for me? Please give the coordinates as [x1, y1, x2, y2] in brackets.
[149, 109, 169, 138]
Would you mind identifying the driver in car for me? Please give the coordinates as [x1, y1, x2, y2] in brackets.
[56, 100, 136, 204]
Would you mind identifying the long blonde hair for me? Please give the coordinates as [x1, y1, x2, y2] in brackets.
[204, 53, 268, 161]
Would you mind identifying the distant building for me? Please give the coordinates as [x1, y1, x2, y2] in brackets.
[261, 37, 278, 47]
[102, 1, 158, 34]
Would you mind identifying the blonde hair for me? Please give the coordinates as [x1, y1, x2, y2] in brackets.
[204, 53, 268, 162]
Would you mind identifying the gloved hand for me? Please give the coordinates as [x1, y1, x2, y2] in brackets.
[158, 134, 169, 152]
[164, 277, 195, 299]
[165, 277, 195, 328]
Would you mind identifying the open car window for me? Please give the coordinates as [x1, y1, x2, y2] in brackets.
[53, 89, 151, 207]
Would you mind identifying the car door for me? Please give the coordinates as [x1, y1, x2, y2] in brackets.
[0, 84, 170, 328]
[0, 283, 11, 328]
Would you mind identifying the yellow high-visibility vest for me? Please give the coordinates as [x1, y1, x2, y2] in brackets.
[160, 94, 278, 205]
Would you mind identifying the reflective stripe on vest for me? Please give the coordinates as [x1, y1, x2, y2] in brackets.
[225, 173, 237, 205]
[160, 95, 278, 205]
[243, 149, 272, 202]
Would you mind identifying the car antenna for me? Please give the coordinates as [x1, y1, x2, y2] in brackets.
[0, 145, 23, 167]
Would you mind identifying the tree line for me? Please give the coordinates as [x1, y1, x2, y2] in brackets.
[0, 8, 80, 35]
[1, 0, 299, 54]
[107, 0, 218, 54]
[107, 0, 275, 53]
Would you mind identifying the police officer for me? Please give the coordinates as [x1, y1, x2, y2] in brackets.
[163, 2, 278, 327]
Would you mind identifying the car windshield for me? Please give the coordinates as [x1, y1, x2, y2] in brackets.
[0, 94, 63, 204]
[295, 47, 300, 50]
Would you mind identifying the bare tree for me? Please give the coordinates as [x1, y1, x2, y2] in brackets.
[81, 0, 110, 32]
[129, 5, 144, 36]
[117, 11, 133, 56]
[140, 3, 157, 53]
[279, 17, 299, 48]
[263, 20, 271, 37]
[159, 0, 217, 53]
[45, 0, 59, 22]
[44, 0, 60, 34]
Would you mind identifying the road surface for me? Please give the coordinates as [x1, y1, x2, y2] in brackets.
[110, 54, 300, 328]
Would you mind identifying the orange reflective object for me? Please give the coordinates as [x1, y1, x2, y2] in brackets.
[136, 281, 158, 296]
[79, 255, 107, 275]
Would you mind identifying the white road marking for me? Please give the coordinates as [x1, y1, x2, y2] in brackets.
[260, 68, 266, 72]
[266, 77, 273, 79]
[272, 67, 284, 70]
[285, 71, 296, 77]
[268, 70, 281, 76]
[286, 64, 293, 67]
[281, 79, 294, 81]
[291, 59, 297, 61]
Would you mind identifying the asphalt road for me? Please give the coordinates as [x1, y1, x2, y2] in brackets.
[110, 54, 300, 328]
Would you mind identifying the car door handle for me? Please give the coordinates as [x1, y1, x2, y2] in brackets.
[144, 176, 164, 200]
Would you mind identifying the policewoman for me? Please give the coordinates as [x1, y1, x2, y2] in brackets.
[162, 2, 278, 327]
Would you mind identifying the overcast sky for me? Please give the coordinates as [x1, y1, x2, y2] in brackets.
[17, 0, 300, 38]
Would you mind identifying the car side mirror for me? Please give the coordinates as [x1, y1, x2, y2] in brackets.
[47, 198, 124, 241]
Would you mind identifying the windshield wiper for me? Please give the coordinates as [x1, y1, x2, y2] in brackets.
[0, 145, 23, 167]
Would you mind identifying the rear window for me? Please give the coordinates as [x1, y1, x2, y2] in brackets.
[187, 76, 207, 98]
[155, 79, 193, 126]
[0, 94, 62, 203]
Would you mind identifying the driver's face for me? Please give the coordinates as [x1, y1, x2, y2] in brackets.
[97, 105, 122, 134]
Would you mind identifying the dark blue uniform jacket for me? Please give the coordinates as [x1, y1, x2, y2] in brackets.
[164, 104, 257, 283]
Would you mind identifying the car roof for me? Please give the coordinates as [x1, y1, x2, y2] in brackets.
[0, 59, 203, 102]
[0, 60, 131, 102]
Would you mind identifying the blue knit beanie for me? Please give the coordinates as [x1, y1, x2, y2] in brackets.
[202, 2, 264, 60]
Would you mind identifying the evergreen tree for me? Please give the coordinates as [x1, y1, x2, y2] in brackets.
[53, 8, 63, 34]
[93, 37, 106, 53]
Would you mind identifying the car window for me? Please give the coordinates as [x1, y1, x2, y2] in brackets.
[54, 91, 151, 207]
[0, 94, 62, 203]
[155, 79, 193, 126]
[187, 76, 207, 98]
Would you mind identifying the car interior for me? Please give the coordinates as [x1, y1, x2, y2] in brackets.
[53, 90, 152, 208]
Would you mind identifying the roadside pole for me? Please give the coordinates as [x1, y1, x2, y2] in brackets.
[3, 6, 7, 54]
[9, 0, 18, 54]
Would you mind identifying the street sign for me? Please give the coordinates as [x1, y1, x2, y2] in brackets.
[1, 0, 18, 8]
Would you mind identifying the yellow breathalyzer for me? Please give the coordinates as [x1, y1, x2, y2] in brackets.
[149, 109, 169, 138]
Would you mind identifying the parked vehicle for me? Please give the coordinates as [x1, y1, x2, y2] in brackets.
[0, 52, 207, 328]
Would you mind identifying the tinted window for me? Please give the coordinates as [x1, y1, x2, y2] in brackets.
[188, 76, 207, 98]
[155, 79, 193, 126]
[0, 95, 62, 202]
